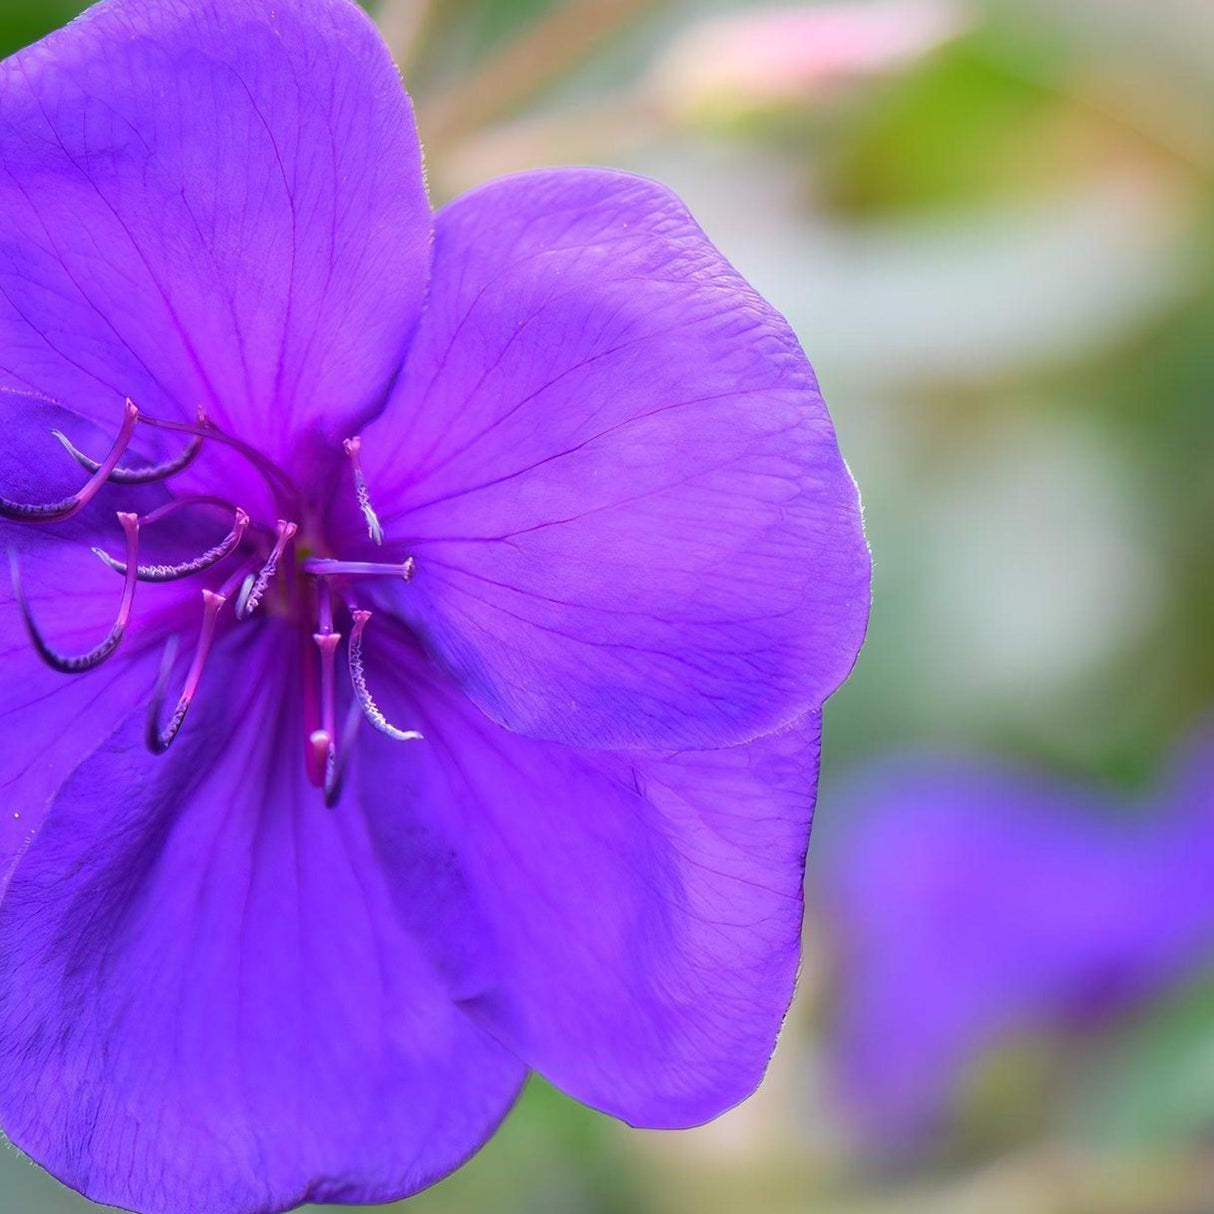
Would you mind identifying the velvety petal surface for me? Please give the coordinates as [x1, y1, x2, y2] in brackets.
[0, 0, 431, 464]
[359, 634, 821, 1127]
[0, 623, 525, 1214]
[356, 168, 870, 751]
[818, 755, 1214, 1145]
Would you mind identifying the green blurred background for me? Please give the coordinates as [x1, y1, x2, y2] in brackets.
[2, 0, 1213, 1210]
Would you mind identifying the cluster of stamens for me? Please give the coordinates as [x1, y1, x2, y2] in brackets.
[3, 398, 422, 806]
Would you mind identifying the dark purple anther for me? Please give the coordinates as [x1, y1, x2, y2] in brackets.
[11, 511, 141, 672]
[93, 508, 250, 583]
[53, 405, 205, 485]
[0, 399, 139, 522]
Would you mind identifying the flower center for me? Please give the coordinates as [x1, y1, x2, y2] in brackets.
[3, 399, 422, 806]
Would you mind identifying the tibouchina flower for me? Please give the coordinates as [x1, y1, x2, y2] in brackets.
[820, 744, 1214, 1146]
[0, 1, 869, 1211]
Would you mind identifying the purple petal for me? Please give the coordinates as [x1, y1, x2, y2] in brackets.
[818, 753, 1214, 1145]
[0, 0, 430, 464]
[359, 637, 821, 1127]
[355, 168, 869, 750]
[0, 624, 525, 1214]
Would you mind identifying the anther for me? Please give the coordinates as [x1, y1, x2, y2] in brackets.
[236, 520, 297, 619]
[302, 557, 415, 580]
[93, 508, 249, 583]
[147, 588, 226, 753]
[53, 405, 204, 484]
[11, 511, 140, 673]
[347, 609, 424, 742]
[0, 399, 139, 523]
[343, 436, 384, 545]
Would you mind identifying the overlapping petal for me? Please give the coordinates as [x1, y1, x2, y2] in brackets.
[360, 632, 820, 1127]
[356, 168, 870, 751]
[0, 624, 525, 1214]
[0, 0, 431, 464]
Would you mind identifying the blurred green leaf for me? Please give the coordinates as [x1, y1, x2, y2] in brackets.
[0, 0, 86, 58]
[823, 24, 1076, 216]
[1074, 970, 1214, 1147]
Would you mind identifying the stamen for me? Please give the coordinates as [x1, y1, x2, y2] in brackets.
[146, 588, 226, 753]
[11, 511, 140, 673]
[53, 405, 204, 484]
[322, 700, 364, 808]
[236, 520, 297, 619]
[0, 399, 139, 523]
[302, 556, 415, 580]
[93, 508, 249, 583]
[139, 411, 301, 508]
[138, 495, 244, 528]
[347, 609, 424, 742]
[343, 435, 384, 545]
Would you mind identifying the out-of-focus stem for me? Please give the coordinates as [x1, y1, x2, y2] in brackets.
[418, 0, 665, 145]
[376, 0, 436, 72]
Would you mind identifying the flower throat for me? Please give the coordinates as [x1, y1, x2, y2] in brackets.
[2, 399, 421, 806]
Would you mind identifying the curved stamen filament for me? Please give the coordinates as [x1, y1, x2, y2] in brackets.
[347, 609, 423, 742]
[139, 412, 301, 508]
[93, 508, 250, 583]
[0, 399, 139, 523]
[11, 511, 140, 673]
[236, 520, 297, 619]
[53, 405, 204, 485]
[147, 588, 226, 753]
[303, 556, 415, 581]
[343, 436, 384, 545]
[138, 495, 243, 527]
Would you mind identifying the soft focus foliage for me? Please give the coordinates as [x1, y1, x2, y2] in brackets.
[2, 0, 1212, 1211]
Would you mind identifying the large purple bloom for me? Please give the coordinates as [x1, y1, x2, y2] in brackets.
[820, 741, 1214, 1147]
[0, 1, 870, 1211]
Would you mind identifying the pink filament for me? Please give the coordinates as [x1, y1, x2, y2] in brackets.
[12, 510, 141, 673]
[147, 589, 227, 753]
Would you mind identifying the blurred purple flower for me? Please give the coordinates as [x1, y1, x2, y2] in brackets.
[819, 741, 1214, 1145]
[0, 1, 870, 1211]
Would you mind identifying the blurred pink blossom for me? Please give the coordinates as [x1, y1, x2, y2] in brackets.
[654, 0, 970, 118]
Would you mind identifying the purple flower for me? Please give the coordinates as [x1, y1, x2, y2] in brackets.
[0, 1, 870, 1211]
[819, 742, 1214, 1147]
